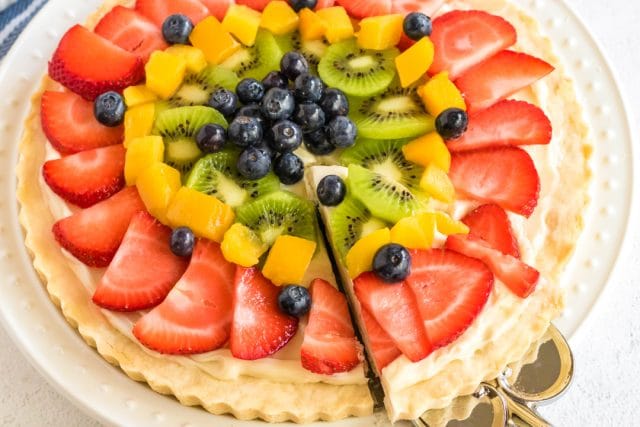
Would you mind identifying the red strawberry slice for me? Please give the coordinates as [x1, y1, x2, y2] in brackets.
[93, 212, 189, 311]
[133, 240, 236, 354]
[335, 0, 392, 19]
[235, 0, 271, 11]
[462, 204, 520, 259]
[52, 187, 146, 267]
[449, 147, 540, 217]
[455, 50, 555, 112]
[42, 145, 125, 208]
[405, 249, 493, 349]
[446, 235, 539, 298]
[41, 91, 123, 154]
[360, 307, 401, 371]
[199, 0, 234, 19]
[49, 25, 144, 101]
[94, 6, 168, 62]
[315, 0, 336, 9]
[447, 100, 552, 152]
[301, 279, 363, 375]
[135, 0, 210, 27]
[429, 11, 517, 80]
[354, 272, 432, 362]
[392, 0, 445, 16]
[231, 267, 298, 360]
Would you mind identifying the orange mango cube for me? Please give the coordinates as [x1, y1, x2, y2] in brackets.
[136, 163, 182, 225]
[418, 72, 466, 116]
[190, 16, 241, 64]
[222, 4, 262, 46]
[434, 212, 469, 235]
[357, 14, 404, 50]
[164, 45, 208, 73]
[420, 164, 455, 204]
[260, 1, 299, 35]
[346, 228, 391, 279]
[395, 37, 434, 88]
[124, 136, 164, 186]
[298, 8, 327, 40]
[402, 132, 451, 172]
[221, 223, 268, 267]
[262, 235, 317, 285]
[124, 102, 155, 147]
[145, 51, 187, 99]
[390, 214, 436, 250]
[123, 85, 157, 108]
[316, 7, 354, 43]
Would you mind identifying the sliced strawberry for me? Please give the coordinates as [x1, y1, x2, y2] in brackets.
[199, 0, 234, 19]
[429, 11, 517, 80]
[94, 6, 168, 62]
[41, 91, 123, 154]
[447, 100, 552, 152]
[360, 307, 401, 371]
[392, 0, 445, 16]
[449, 147, 540, 217]
[93, 212, 188, 311]
[315, 0, 336, 9]
[405, 249, 493, 349]
[446, 235, 539, 298]
[235, 0, 271, 11]
[49, 25, 144, 101]
[231, 267, 298, 360]
[354, 272, 432, 362]
[52, 187, 145, 267]
[42, 145, 125, 208]
[335, 0, 392, 19]
[301, 279, 362, 375]
[135, 0, 210, 27]
[455, 50, 555, 112]
[133, 240, 236, 354]
[462, 204, 520, 258]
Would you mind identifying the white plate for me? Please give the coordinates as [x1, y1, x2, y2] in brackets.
[0, 0, 634, 426]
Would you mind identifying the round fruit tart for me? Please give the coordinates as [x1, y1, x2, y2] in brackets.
[17, 0, 591, 423]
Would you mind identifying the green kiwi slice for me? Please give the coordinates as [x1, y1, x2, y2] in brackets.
[275, 32, 329, 73]
[153, 106, 227, 174]
[235, 191, 317, 247]
[350, 83, 435, 139]
[168, 65, 239, 107]
[318, 39, 398, 97]
[220, 30, 283, 81]
[185, 150, 280, 208]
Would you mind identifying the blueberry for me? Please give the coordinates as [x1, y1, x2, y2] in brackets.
[303, 129, 335, 155]
[262, 71, 289, 91]
[162, 14, 194, 45]
[271, 120, 303, 153]
[208, 88, 239, 117]
[319, 88, 349, 119]
[237, 147, 272, 180]
[237, 104, 267, 129]
[288, 0, 318, 12]
[326, 116, 357, 148]
[372, 244, 411, 283]
[316, 175, 346, 206]
[261, 87, 295, 121]
[236, 78, 265, 104]
[228, 116, 263, 148]
[277, 285, 311, 317]
[403, 12, 432, 41]
[274, 152, 304, 185]
[170, 227, 195, 257]
[94, 91, 125, 127]
[280, 51, 309, 81]
[293, 103, 325, 134]
[196, 123, 226, 153]
[293, 73, 324, 103]
[435, 108, 468, 140]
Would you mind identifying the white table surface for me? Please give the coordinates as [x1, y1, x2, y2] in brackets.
[2, 1, 639, 426]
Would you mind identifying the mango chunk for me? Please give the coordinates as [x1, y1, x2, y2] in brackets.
[164, 45, 208, 73]
[390, 214, 435, 250]
[298, 8, 327, 40]
[123, 85, 158, 108]
[190, 16, 242, 64]
[136, 163, 182, 225]
[418, 72, 466, 116]
[316, 7, 354, 43]
[346, 228, 391, 279]
[222, 4, 262, 46]
[402, 132, 451, 172]
[262, 235, 317, 286]
[420, 164, 455, 204]
[434, 211, 469, 235]
[124, 102, 155, 147]
[124, 136, 164, 186]
[221, 223, 268, 267]
[166, 187, 235, 242]
[260, 1, 299, 35]
[357, 14, 404, 50]
[395, 37, 434, 88]
[145, 51, 187, 99]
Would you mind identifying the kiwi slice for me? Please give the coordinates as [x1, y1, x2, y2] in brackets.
[153, 106, 227, 174]
[275, 32, 329, 73]
[236, 191, 317, 246]
[220, 30, 283, 81]
[168, 65, 239, 107]
[318, 39, 398, 97]
[351, 83, 435, 139]
[185, 150, 280, 208]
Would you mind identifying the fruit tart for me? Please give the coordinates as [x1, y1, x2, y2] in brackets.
[16, 0, 590, 423]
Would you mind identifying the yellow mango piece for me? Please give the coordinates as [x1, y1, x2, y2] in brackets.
[221, 223, 268, 267]
[402, 132, 451, 172]
[145, 51, 187, 99]
[316, 7, 354, 43]
[357, 14, 403, 50]
[136, 163, 182, 225]
[420, 164, 455, 204]
[418, 72, 466, 117]
[260, 1, 299, 35]
[346, 228, 391, 279]
[395, 37, 434, 88]
[190, 16, 242, 64]
[390, 214, 435, 250]
[434, 211, 469, 235]
[222, 4, 262, 46]
[124, 136, 164, 186]
[262, 235, 317, 286]
[123, 85, 158, 108]
[299, 8, 327, 40]
[166, 187, 235, 242]
[124, 102, 155, 147]
[164, 45, 207, 73]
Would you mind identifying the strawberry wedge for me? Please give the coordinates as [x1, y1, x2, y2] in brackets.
[199, 0, 234, 19]
[360, 307, 401, 371]
[462, 204, 520, 258]
[449, 147, 540, 217]
[135, 0, 210, 27]
[133, 240, 236, 354]
[447, 100, 552, 152]
[335, 0, 392, 19]
[93, 212, 189, 311]
[49, 25, 144, 101]
[455, 50, 554, 112]
[235, 0, 271, 11]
